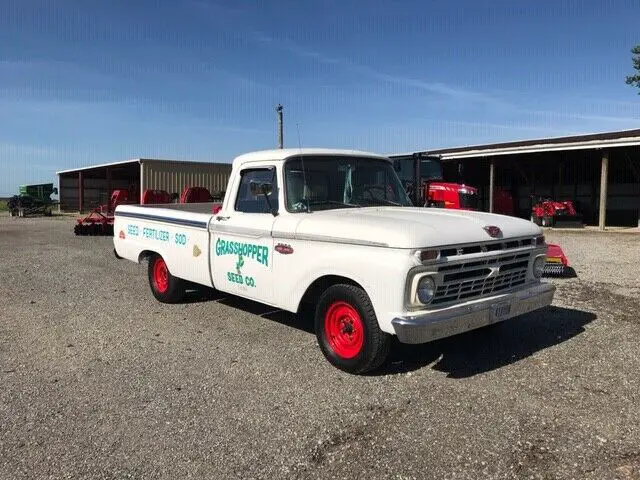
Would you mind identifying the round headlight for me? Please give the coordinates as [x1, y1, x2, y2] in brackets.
[416, 276, 436, 304]
[533, 256, 546, 278]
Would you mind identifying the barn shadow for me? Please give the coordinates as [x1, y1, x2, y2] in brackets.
[182, 286, 595, 378]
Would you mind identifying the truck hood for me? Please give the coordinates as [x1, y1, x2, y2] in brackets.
[291, 207, 542, 249]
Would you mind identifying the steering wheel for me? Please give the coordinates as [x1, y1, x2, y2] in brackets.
[361, 185, 388, 200]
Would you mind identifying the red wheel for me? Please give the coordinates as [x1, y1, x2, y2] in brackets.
[153, 257, 170, 293]
[147, 254, 185, 303]
[314, 284, 391, 374]
[324, 302, 365, 359]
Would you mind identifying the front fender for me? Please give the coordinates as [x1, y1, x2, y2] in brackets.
[279, 243, 415, 334]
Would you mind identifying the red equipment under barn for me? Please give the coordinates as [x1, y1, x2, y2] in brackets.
[530, 196, 583, 228]
[74, 188, 142, 236]
[74, 186, 222, 236]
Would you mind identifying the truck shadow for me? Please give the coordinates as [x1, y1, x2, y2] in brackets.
[183, 288, 595, 379]
[377, 306, 596, 378]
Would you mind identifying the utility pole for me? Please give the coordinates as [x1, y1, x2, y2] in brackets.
[277, 104, 283, 149]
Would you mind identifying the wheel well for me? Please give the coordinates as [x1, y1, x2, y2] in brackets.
[137, 250, 157, 264]
[297, 275, 364, 314]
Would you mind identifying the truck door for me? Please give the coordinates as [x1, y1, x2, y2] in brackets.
[210, 165, 278, 305]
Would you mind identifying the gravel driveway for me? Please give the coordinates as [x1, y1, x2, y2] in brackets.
[1, 215, 638, 479]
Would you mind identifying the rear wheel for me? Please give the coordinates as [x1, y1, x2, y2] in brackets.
[147, 254, 185, 303]
[314, 284, 391, 374]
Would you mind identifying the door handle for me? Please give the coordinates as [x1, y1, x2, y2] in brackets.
[216, 215, 230, 221]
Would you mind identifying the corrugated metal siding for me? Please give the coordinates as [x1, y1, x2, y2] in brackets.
[141, 161, 232, 197]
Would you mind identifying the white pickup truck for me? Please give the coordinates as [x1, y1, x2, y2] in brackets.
[113, 148, 555, 374]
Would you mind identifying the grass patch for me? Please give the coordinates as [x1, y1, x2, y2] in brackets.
[0, 200, 8, 212]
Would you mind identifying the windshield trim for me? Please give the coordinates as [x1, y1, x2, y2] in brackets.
[282, 154, 408, 214]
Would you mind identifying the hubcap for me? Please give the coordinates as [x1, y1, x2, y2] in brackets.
[325, 302, 364, 359]
[153, 258, 169, 293]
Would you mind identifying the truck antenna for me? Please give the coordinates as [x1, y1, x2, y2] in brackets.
[277, 104, 284, 149]
[296, 123, 310, 213]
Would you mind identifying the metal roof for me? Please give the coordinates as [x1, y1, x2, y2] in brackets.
[55, 158, 231, 175]
[391, 128, 640, 160]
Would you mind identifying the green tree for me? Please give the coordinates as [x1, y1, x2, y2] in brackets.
[626, 45, 640, 92]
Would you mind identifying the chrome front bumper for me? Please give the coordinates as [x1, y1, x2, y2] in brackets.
[391, 282, 556, 344]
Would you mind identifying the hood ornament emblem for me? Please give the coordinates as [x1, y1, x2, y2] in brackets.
[483, 225, 502, 238]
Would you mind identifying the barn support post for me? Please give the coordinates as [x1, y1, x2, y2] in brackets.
[598, 150, 609, 230]
[573, 157, 578, 203]
[489, 158, 495, 213]
[139, 160, 144, 204]
[625, 153, 640, 227]
[57, 176, 62, 213]
[78, 171, 84, 213]
[106, 167, 112, 206]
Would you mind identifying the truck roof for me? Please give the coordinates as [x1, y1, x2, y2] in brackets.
[232, 148, 390, 168]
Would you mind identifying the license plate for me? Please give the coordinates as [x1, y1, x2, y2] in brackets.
[493, 302, 511, 319]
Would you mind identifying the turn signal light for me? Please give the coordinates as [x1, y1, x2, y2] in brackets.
[419, 250, 439, 261]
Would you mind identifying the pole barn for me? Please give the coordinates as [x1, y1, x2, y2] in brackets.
[56, 158, 232, 213]
[394, 128, 640, 229]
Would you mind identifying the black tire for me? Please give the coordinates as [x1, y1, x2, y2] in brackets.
[542, 216, 553, 227]
[147, 254, 185, 303]
[314, 284, 391, 374]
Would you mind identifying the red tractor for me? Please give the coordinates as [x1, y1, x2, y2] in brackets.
[530, 196, 583, 228]
[393, 154, 481, 211]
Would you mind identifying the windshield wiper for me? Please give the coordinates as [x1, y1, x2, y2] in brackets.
[307, 200, 362, 208]
[359, 198, 402, 206]
[292, 200, 361, 213]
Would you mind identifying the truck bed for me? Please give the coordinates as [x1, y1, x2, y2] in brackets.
[113, 203, 216, 288]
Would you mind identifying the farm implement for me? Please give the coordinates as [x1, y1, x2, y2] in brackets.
[543, 243, 574, 277]
[74, 189, 138, 236]
[74, 186, 222, 236]
[8, 183, 58, 217]
[531, 196, 583, 228]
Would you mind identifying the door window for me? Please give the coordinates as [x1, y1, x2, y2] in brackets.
[234, 168, 278, 213]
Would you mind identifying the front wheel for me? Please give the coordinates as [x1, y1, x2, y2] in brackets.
[147, 254, 185, 303]
[314, 284, 391, 374]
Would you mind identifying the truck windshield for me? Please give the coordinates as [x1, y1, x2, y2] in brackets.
[284, 155, 412, 212]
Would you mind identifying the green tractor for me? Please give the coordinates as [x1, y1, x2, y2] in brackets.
[8, 183, 59, 217]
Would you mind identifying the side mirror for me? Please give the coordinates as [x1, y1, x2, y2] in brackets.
[53, 187, 59, 195]
[250, 181, 273, 197]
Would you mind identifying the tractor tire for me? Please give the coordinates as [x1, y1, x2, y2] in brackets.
[542, 216, 553, 227]
[147, 254, 186, 303]
[314, 284, 391, 374]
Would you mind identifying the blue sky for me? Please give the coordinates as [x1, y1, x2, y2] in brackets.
[1, 0, 639, 195]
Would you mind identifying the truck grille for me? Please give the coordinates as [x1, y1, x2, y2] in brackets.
[433, 252, 531, 305]
[439, 237, 535, 258]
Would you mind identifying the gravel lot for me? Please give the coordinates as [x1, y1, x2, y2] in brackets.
[1, 215, 639, 480]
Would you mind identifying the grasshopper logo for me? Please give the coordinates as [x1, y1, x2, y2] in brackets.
[236, 254, 245, 274]
[215, 238, 269, 267]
